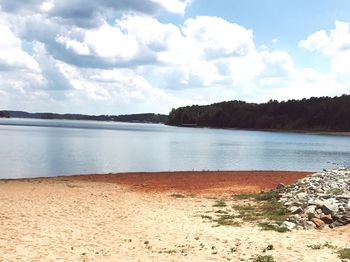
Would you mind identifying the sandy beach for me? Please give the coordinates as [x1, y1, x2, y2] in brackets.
[1, 171, 349, 261]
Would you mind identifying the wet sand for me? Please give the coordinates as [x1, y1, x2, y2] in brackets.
[1, 171, 349, 261]
[72, 170, 312, 195]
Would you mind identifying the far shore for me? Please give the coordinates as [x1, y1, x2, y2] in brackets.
[175, 124, 350, 137]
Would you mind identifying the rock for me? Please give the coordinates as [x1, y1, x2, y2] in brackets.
[288, 214, 301, 223]
[322, 203, 339, 215]
[311, 218, 326, 229]
[276, 183, 285, 190]
[281, 221, 296, 231]
[296, 192, 308, 200]
[303, 221, 316, 230]
[305, 205, 317, 215]
[320, 214, 333, 224]
[277, 168, 350, 230]
[329, 214, 350, 228]
[290, 206, 303, 214]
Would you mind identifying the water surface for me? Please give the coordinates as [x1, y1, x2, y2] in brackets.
[0, 118, 349, 179]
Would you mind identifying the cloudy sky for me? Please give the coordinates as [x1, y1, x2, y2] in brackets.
[1, 0, 350, 114]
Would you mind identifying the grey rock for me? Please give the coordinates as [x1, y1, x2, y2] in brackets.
[281, 221, 296, 231]
[303, 221, 316, 230]
[290, 206, 303, 214]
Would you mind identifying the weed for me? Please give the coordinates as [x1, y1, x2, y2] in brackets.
[232, 193, 257, 200]
[201, 215, 213, 220]
[170, 193, 186, 198]
[159, 249, 177, 254]
[252, 254, 276, 262]
[213, 200, 227, 207]
[255, 191, 278, 201]
[258, 222, 289, 233]
[215, 210, 229, 214]
[338, 248, 350, 259]
[263, 245, 274, 252]
[214, 215, 240, 226]
[327, 188, 344, 195]
[308, 244, 322, 250]
[230, 247, 237, 253]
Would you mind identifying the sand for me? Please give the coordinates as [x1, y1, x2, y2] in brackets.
[0, 171, 349, 262]
[72, 170, 311, 195]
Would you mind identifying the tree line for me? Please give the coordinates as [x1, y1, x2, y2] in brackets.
[0, 111, 10, 118]
[167, 95, 350, 131]
[0, 111, 168, 124]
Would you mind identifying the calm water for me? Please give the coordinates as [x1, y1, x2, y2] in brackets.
[0, 118, 350, 179]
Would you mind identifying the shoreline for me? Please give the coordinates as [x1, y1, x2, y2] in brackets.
[170, 124, 350, 137]
[64, 170, 311, 195]
[2, 117, 350, 137]
[1, 169, 348, 261]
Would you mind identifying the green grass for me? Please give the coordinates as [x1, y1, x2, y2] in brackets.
[258, 222, 289, 233]
[327, 188, 344, 195]
[252, 255, 276, 262]
[255, 191, 279, 201]
[338, 248, 350, 259]
[213, 200, 227, 208]
[232, 193, 257, 200]
[170, 193, 187, 198]
[233, 190, 279, 202]
[231, 193, 288, 224]
[214, 215, 240, 226]
[232, 204, 259, 221]
[207, 190, 290, 230]
[200, 215, 213, 220]
[215, 210, 228, 214]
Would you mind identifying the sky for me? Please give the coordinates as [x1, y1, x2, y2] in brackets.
[1, 0, 350, 115]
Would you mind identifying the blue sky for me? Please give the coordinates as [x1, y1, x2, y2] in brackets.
[183, 0, 350, 71]
[1, 0, 350, 114]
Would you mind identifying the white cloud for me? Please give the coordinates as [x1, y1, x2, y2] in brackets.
[299, 21, 350, 85]
[153, 0, 192, 14]
[0, 0, 349, 115]
[0, 20, 39, 71]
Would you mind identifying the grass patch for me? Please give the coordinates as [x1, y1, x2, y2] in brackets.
[258, 222, 289, 233]
[201, 215, 213, 220]
[232, 193, 257, 200]
[255, 191, 278, 201]
[213, 200, 227, 208]
[170, 193, 187, 198]
[233, 191, 279, 202]
[261, 202, 288, 221]
[327, 188, 344, 195]
[338, 248, 350, 259]
[159, 249, 177, 254]
[214, 215, 240, 226]
[215, 210, 228, 214]
[208, 190, 290, 230]
[232, 204, 255, 212]
[252, 255, 276, 262]
[232, 204, 259, 222]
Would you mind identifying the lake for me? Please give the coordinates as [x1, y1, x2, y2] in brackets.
[0, 118, 350, 179]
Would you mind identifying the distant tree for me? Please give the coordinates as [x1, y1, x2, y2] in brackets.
[0, 111, 10, 118]
[167, 94, 350, 132]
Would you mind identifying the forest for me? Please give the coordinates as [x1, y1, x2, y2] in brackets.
[0, 111, 168, 124]
[167, 95, 350, 131]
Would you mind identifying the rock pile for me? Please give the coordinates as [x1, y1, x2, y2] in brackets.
[278, 168, 350, 230]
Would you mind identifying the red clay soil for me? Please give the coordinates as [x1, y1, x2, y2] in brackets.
[72, 171, 313, 195]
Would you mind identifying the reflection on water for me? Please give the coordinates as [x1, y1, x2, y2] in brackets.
[0, 118, 350, 178]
